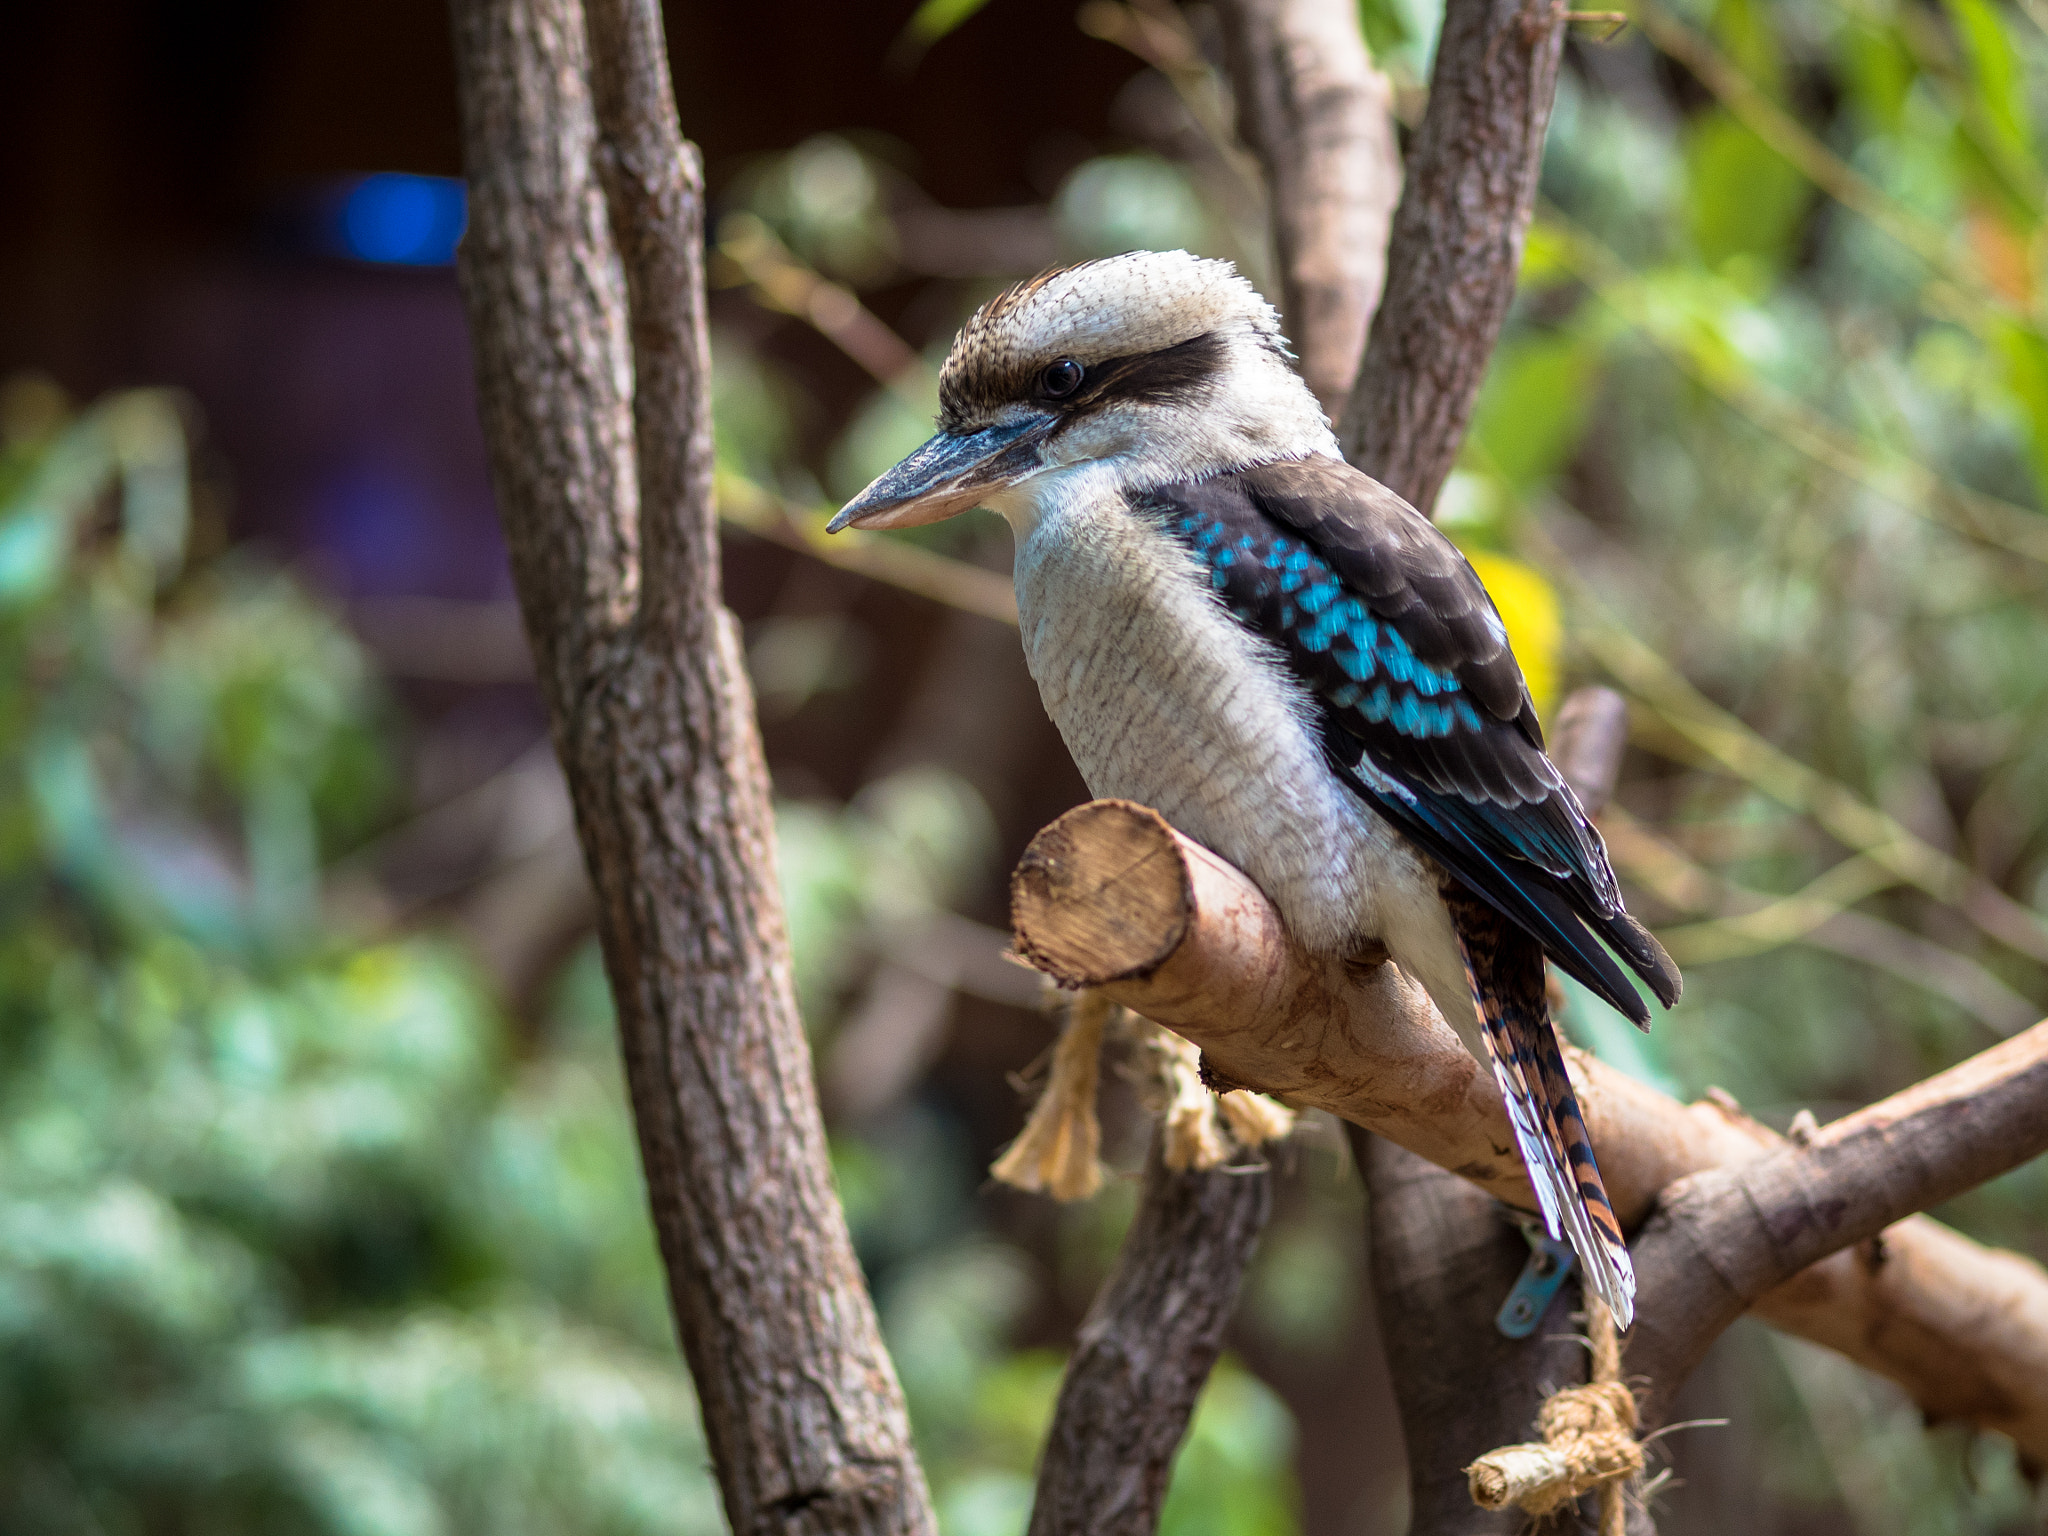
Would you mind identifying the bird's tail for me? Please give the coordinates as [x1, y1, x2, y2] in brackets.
[1442, 886, 1636, 1328]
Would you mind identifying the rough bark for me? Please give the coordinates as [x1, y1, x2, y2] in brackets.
[1214, 0, 1404, 417]
[449, 2, 934, 1530]
[1006, 798, 2048, 1460]
[1624, 1022, 2048, 1433]
[1025, 1139, 1274, 1536]
[1358, 1132, 1656, 1536]
[1338, 0, 1569, 512]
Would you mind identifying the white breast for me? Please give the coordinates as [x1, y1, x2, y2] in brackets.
[991, 465, 1419, 958]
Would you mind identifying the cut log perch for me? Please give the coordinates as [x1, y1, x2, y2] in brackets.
[1009, 797, 2048, 1458]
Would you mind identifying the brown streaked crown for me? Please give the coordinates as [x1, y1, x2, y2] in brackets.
[935, 251, 1284, 431]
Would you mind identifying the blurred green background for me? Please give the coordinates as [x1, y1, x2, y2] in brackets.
[5, 0, 2048, 1530]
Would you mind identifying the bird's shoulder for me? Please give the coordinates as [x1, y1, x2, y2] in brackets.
[1128, 455, 1536, 735]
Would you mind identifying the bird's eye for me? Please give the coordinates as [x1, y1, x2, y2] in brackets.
[1040, 357, 1084, 399]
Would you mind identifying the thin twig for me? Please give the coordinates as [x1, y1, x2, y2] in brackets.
[719, 471, 1019, 624]
[715, 214, 929, 401]
[1544, 566, 2048, 967]
[1592, 806, 2038, 1035]
[1627, 0, 2029, 330]
[1538, 208, 2048, 570]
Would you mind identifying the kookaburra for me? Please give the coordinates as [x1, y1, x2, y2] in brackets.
[828, 250, 1680, 1325]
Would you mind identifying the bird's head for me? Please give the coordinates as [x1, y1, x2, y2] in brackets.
[827, 250, 1334, 533]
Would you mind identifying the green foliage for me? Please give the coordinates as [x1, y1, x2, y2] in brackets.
[1357, 0, 1444, 85]
[1469, 330, 1604, 492]
[0, 384, 720, 1535]
[900, 0, 993, 51]
[1052, 153, 1222, 264]
[1683, 110, 1811, 273]
[0, 378, 1302, 1536]
[22, 0, 2048, 1522]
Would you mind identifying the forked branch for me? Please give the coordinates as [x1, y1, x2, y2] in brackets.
[1624, 1026, 2048, 1429]
[1008, 798, 2048, 1459]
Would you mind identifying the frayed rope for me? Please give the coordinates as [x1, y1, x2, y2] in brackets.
[1466, 1286, 1641, 1533]
[990, 990, 1294, 1200]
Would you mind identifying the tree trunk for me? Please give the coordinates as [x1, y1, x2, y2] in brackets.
[448, 1, 935, 1529]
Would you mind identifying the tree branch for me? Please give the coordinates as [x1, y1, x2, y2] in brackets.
[1356, 1130, 1600, 1534]
[450, 2, 934, 1530]
[1006, 800, 2048, 1460]
[1026, 1138, 1273, 1536]
[583, 0, 716, 639]
[1338, 0, 1569, 511]
[1625, 1022, 2048, 1431]
[1214, 0, 1404, 417]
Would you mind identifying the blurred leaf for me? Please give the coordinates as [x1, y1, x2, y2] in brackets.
[733, 136, 900, 286]
[0, 391, 722, 1534]
[901, 0, 990, 48]
[1839, 20, 1918, 133]
[1054, 155, 1217, 261]
[1943, 0, 2037, 184]
[100, 391, 190, 584]
[1685, 109, 1811, 273]
[1469, 330, 1602, 492]
[1990, 315, 2048, 500]
[1357, 0, 1443, 82]
[1710, 0, 1784, 95]
[1157, 1360, 1299, 1536]
[711, 330, 806, 489]
[1245, 1217, 1354, 1355]
[937, 1473, 1034, 1536]
[0, 501, 67, 606]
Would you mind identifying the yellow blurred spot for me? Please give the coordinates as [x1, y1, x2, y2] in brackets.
[1966, 206, 2033, 308]
[1460, 548, 1562, 722]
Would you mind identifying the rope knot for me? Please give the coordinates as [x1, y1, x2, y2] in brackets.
[1467, 1297, 1643, 1529]
[1537, 1379, 1639, 1443]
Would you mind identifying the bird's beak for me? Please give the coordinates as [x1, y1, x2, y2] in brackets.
[827, 415, 1051, 533]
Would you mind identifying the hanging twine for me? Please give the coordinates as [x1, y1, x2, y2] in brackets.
[1134, 1017, 1297, 1170]
[1466, 1285, 1643, 1533]
[990, 992, 1295, 1199]
[990, 988, 1114, 1200]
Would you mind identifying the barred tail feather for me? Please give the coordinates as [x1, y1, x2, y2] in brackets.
[1444, 888, 1637, 1328]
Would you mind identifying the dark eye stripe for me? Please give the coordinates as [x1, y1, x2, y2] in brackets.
[1067, 331, 1227, 413]
[939, 330, 1228, 429]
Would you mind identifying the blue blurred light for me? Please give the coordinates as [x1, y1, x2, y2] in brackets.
[341, 174, 467, 266]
